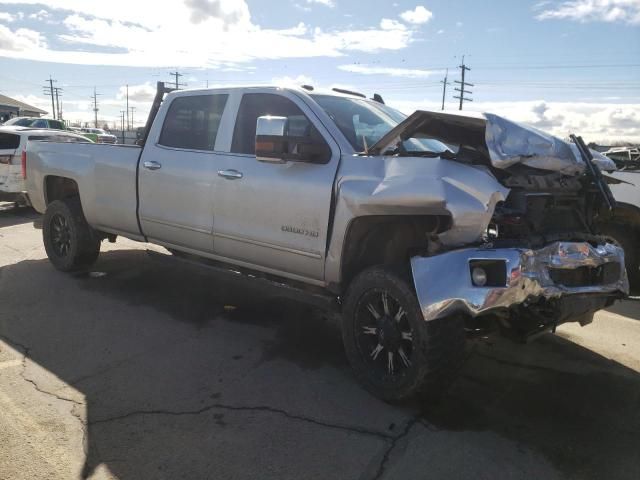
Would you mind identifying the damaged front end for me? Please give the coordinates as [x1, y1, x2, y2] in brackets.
[411, 240, 628, 338]
[369, 110, 628, 337]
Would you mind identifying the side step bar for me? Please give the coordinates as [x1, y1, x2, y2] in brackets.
[146, 249, 339, 313]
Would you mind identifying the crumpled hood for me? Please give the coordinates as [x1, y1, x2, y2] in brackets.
[369, 110, 616, 175]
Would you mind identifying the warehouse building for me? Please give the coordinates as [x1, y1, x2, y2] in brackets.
[0, 94, 47, 123]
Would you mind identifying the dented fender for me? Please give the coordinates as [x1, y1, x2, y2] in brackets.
[324, 154, 509, 284]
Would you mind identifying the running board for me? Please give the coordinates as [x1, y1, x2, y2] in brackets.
[146, 249, 339, 312]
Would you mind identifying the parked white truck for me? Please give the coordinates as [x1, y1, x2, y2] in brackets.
[25, 83, 629, 401]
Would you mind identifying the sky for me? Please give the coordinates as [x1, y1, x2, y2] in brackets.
[0, 0, 638, 143]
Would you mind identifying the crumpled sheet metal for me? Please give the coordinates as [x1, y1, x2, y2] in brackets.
[411, 241, 628, 322]
[325, 155, 511, 282]
[484, 113, 616, 174]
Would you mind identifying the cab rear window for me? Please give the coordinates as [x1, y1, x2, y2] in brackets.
[159, 94, 229, 151]
[0, 132, 20, 150]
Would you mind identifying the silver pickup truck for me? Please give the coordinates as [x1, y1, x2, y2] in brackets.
[25, 83, 629, 401]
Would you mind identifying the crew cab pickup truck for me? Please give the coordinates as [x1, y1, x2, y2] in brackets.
[25, 83, 629, 401]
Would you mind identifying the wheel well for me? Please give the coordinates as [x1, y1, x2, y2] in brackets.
[340, 215, 450, 289]
[600, 202, 640, 231]
[45, 176, 79, 205]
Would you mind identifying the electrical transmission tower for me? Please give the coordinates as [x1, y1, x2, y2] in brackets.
[43, 76, 57, 119]
[453, 56, 473, 110]
[440, 69, 451, 111]
[92, 87, 101, 128]
[169, 71, 187, 90]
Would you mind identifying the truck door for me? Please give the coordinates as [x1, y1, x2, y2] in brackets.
[211, 91, 340, 283]
[138, 93, 229, 252]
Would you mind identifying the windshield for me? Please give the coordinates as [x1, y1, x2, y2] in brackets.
[3, 117, 34, 126]
[311, 94, 449, 154]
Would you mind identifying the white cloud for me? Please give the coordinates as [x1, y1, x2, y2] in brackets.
[28, 9, 48, 20]
[0, 23, 45, 51]
[183, 0, 250, 26]
[338, 64, 443, 78]
[271, 74, 314, 87]
[399, 5, 433, 25]
[0, 0, 417, 67]
[388, 98, 640, 143]
[0, 11, 16, 21]
[305, 0, 335, 7]
[116, 83, 156, 103]
[536, 0, 640, 25]
[313, 19, 413, 53]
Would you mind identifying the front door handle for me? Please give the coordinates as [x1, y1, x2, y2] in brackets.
[218, 169, 243, 180]
[143, 160, 162, 171]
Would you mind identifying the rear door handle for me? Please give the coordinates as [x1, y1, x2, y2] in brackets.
[143, 161, 162, 171]
[218, 169, 243, 180]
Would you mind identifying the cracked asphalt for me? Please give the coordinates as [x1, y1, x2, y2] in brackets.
[1, 203, 639, 480]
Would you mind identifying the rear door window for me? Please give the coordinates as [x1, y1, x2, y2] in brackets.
[32, 119, 48, 128]
[159, 94, 229, 151]
[49, 120, 65, 130]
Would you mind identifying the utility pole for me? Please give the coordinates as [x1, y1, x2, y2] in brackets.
[453, 55, 473, 110]
[129, 106, 136, 128]
[440, 69, 450, 111]
[126, 84, 129, 130]
[169, 70, 186, 90]
[92, 87, 101, 128]
[43, 76, 57, 119]
[120, 110, 126, 144]
[54, 87, 63, 121]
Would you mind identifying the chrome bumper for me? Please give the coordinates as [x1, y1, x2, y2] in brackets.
[411, 241, 629, 322]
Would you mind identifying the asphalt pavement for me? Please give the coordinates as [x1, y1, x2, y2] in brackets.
[1, 203, 639, 480]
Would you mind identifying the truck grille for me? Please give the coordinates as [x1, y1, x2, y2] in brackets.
[549, 263, 621, 288]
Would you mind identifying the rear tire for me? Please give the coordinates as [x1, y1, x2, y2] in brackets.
[599, 222, 640, 295]
[342, 266, 465, 402]
[43, 198, 100, 272]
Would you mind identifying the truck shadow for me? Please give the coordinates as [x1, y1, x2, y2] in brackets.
[1, 250, 639, 480]
[0, 204, 38, 228]
[606, 296, 640, 321]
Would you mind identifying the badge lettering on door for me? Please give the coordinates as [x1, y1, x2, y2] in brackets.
[281, 225, 319, 238]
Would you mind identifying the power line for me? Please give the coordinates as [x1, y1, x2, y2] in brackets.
[454, 55, 473, 110]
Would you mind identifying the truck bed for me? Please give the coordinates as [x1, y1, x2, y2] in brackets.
[26, 142, 143, 239]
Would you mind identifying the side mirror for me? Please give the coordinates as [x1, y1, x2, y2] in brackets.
[255, 115, 329, 164]
[256, 116, 289, 164]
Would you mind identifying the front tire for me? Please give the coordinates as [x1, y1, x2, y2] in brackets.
[599, 222, 640, 295]
[43, 198, 100, 272]
[342, 266, 465, 402]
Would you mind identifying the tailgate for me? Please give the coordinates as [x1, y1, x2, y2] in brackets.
[0, 138, 22, 193]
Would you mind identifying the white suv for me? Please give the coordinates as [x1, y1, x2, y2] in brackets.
[0, 127, 91, 205]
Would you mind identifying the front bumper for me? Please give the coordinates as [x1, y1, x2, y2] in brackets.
[411, 241, 629, 322]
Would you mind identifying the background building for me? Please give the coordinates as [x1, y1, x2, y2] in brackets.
[0, 94, 47, 123]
